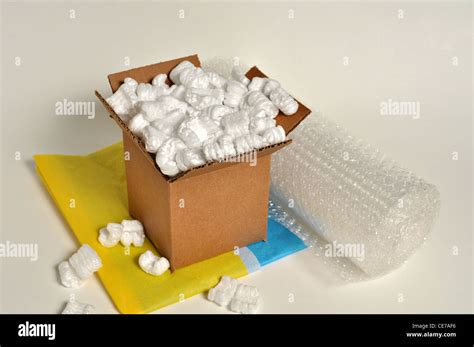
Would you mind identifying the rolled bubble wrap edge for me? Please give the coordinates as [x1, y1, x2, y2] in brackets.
[270, 116, 440, 280]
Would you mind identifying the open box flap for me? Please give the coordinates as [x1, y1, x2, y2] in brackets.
[96, 54, 310, 183]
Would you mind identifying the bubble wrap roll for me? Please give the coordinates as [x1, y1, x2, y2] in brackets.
[270, 116, 440, 279]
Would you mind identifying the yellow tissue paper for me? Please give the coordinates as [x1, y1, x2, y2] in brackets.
[34, 142, 248, 314]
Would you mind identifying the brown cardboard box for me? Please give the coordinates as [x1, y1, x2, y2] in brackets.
[95, 54, 311, 270]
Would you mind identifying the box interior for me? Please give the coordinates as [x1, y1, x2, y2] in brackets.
[95, 54, 312, 182]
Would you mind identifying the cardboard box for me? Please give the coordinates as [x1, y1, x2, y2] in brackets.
[95, 54, 311, 270]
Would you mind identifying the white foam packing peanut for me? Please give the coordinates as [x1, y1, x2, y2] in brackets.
[229, 283, 262, 314]
[136, 75, 177, 102]
[142, 125, 170, 154]
[262, 125, 286, 145]
[249, 112, 276, 135]
[107, 59, 300, 177]
[180, 67, 210, 89]
[152, 74, 177, 95]
[202, 134, 236, 162]
[231, 66, 250, 86]
[128, 113, 149, 137]
[170, 61, 195, 85]
[208, 276, 262, 314]
[202, 105, 234, 126]
[224, 80, 248, 108]
[98, 219, 145, 248]
[207, 276, 239, 307]
[254, 78, 298, 116]
[136, 83, 157, 102]
[221, 111, 250, 139]
[58, 245, 102, 288]
[175, 148, 206, 172]
[58, 262, 82, 288]
[262, 78, 280, 97]
[138, 250, 170, 276]
[185, 87, 225, 110]
[106, 77, 139, 122]
[207, 71, 227, 89]
[242, 91, 278, 119]
[270, 87, 299, 116]
[248, 77, 267, 92]
[155, 138, 188, 176]
[177, 115, 222, 149]
[120, 219, 145, 247]
[62, 298, 95, 314]
[98, 222, 123, 247]
[144, 109, 186, 153]
[171, 85, 186, 101]
[138, 96, 188, 122]
[234, 133, 267, 155]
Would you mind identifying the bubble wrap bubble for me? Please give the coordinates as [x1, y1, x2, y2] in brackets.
[270, 116, 440, 280]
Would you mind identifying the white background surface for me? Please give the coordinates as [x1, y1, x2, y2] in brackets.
[1, 0, 472, 314]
